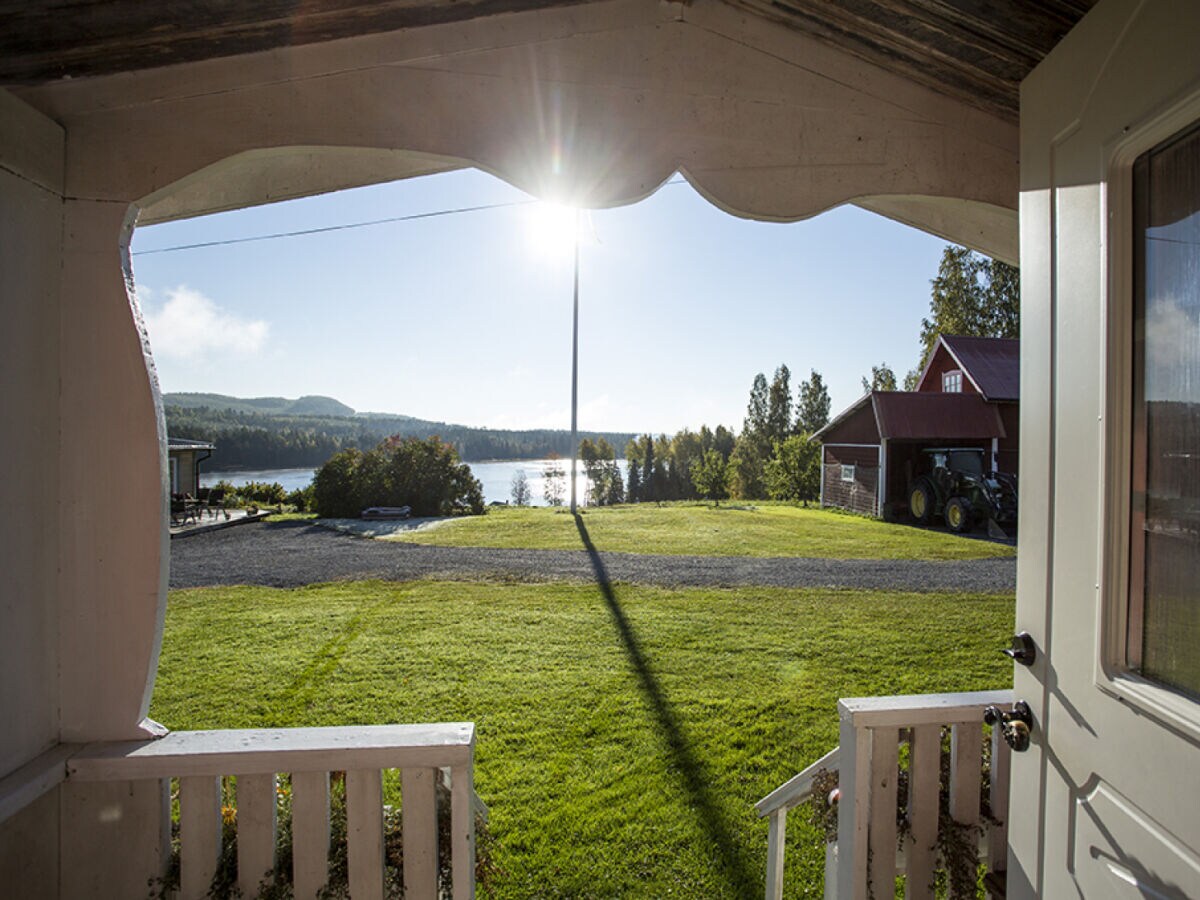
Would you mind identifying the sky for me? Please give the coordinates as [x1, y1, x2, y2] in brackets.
[131, 168, 951, 435]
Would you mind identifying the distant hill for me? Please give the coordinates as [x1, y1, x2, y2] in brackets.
[163, 392, 636, 470]
[164, 392, 355, 418]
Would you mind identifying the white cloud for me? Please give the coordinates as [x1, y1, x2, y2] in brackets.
[1145, 293, 1199, 402]
[141, 286, 269, 361]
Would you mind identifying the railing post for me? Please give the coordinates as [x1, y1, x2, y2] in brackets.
[837, 702, 870, 900]
[765, 807, 787, 900]
[450, 762, 476, 900]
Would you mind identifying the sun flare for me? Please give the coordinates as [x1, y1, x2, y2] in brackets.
[525, 201, 580, 258]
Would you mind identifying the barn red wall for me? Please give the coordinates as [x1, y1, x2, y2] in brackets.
[996, 402, 1019, 473]
[819, 401, 881, 444]
[917, 345, 979, 395]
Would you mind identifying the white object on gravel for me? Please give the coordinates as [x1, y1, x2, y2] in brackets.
[315, 517, 453, 539]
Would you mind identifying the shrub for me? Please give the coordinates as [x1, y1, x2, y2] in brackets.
[312, 437, 484, 519]
[312, 449, 363, 519]
[284, 485, 316, 512]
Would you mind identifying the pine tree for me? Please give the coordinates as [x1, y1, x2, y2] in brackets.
[766, 364, 793, 446]
[796, 370, 831, 434]
[626, 459, 642, 502]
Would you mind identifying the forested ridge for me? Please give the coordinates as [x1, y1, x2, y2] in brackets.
[164, 394, 634, 469]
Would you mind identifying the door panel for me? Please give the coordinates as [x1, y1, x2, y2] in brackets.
[1015, 1, 1200, 897]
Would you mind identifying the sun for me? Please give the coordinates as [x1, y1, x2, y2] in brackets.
[525, 201, 580, 258]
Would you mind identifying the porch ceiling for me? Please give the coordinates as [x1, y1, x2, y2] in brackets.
[0, 0, 1096, 120]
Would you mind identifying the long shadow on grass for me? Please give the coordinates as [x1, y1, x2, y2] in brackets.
[574, 514, 757, 896]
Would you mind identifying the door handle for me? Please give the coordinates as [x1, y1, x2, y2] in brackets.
[984, 700, 1033, 752]
[1001, 632, 1037, 666]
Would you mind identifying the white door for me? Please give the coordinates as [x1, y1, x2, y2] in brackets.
[1012, 1, 1200, 897]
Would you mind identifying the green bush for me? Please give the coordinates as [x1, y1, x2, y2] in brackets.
[284, 485, 316, 512]
[312, 449, 363, 519]
[312, 437, 484, 519]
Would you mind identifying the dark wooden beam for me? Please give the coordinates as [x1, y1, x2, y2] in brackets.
[0, 0, 594, 85]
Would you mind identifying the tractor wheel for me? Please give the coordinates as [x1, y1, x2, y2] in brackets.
[945, 496, 973, 534]
[909, 478, 936, 525]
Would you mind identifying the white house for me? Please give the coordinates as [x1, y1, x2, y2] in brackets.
[1, 1, 1196, 897]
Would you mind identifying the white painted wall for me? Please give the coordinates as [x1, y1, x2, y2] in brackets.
[0, 88, 65, 896]
[0, 90, 63, 779]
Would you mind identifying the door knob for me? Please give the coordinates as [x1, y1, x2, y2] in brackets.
[984, 700, 1034, 752]
[1001, 632, 1037, 666]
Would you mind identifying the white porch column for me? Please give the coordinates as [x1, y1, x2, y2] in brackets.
[57, 198, 168, 743]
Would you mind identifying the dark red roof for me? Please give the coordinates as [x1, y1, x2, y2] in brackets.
[936, 335, 1020, 401]
[871, 392, 1006, 440]
[815, 391, 1007, 443]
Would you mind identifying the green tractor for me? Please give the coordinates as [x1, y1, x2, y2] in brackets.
[908, 447, 1018, 538]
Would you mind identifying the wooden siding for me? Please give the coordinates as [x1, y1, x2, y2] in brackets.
[818, 401, 880, 445]
[916, 344, 979, 395]
[823, 462, 878, 517]
[996, 402, 1019, 474]
[823, 444, 879, 467]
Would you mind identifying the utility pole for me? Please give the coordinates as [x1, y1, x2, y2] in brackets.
[569, 209, 580, 514]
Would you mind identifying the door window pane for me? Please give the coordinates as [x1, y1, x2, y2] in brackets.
[1130, 123, 1200, 698]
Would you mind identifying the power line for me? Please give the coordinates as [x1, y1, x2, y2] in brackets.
[132, 199, 535, 256]
[131, 177, 688, 256]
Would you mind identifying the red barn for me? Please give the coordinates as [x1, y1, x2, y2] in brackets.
[814, 336, 1019, 518]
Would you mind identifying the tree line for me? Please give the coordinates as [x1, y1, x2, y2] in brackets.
[165, 404, 636, 469]
[526, 366, 831, 508]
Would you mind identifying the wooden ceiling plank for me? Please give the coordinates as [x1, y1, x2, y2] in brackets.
[733, 0, 1018, 118]
[0, 0, 591, 84]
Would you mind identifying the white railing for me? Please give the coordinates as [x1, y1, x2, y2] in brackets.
[66, 723, 477, 900]
[756, 689, 1013, 900]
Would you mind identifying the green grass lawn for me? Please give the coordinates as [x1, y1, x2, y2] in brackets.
[392, 503, 1016, 560]
[152, 580, 1013, 898]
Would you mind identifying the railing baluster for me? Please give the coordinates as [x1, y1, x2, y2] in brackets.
[905, 724, 940, 900]
[988, 725, 1011, 874]
[236, 773, 277, 897]
[179, 775, 222, 900]
[765, 807, 787, 900]
[402, 766, 439, 898]
[291, 771, 331, 900]
[867, 727, 899, 899]
[450, 763, 477, 900]
[346, 769, 385, 900]
[948, 724, 983, 899]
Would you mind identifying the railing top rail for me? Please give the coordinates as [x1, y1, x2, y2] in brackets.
[755, 745, 840, 817]
[839, 689, 1013, 728]
[68, 723, 475, 781]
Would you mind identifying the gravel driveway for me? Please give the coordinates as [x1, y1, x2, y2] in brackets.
[170, 520, 1016, 593]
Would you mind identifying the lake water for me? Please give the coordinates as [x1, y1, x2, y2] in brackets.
[201, 459, 629, 507]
